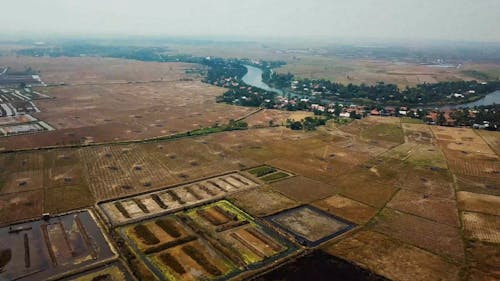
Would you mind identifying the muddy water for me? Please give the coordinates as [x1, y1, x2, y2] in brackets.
[252, 250, 387, 281]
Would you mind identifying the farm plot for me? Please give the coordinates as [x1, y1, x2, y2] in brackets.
[245, 165, 293, 183]
[228, 186, 299, 217]
[61, 261, 134, 281]
[462, 211, 500, 244]
[79, 144, 180, 200]
[387, 189, 459, 226]
[455, 174, 500, 196]
[0, 190, 43, 225]
[442, 148, 499, 179]
[324, 230, 461, 281]
[402, 123, 433, 144]
[118, 200, 296, 281]
[432, 126, 496, 155]
[0, 210, 117, 281]
[369, 208, 464, 262]
[312, 194, 378, 224]
[270, 176, 337, 203]
[99, 172, 259, 226]
[457, 191, 500, 216]
[477, 130, 500, 155]
[266, 205, 355, 247]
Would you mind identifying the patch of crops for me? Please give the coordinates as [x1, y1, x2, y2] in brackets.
[151, 194, 168, 209]
[182, 245, 221, 276]
[159, 252, 186, 274]
[134, 224, 159, 245]
[248, 166, 277, 177]
[114, 202, 131, 218]
[133, 199, 150, 213]
[260, 172, 289, 182]
[155, 218, 181, 238]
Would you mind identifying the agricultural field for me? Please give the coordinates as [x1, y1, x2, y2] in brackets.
[0, 103, 497, 280]
[61, 262, 134, 281]
[273, 54, 500, 87]
[0, 56, 256, 150]
[118, 200, 297, 281]
[0, 210, 117, 281]
[324, 230, 462, 281]
[245, 165, 293, 183]
[99, 172, 259, 226]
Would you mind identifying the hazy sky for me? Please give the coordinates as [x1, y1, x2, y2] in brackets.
[2, 0, 500, 42]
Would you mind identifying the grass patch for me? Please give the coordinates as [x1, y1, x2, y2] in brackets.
[260, 171, 290, 182]
[134, 224, 160, 245]
[362, 123, 404, 143]
[248, 166, 277, 177]
[401, 117, 423, 124]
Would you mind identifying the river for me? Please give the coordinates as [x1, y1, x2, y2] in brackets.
[440, 90, 500, 110]
[242, 65, 283, 94]
[242, 64, 500, 109]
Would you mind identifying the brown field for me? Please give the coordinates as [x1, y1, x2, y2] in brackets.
[0, 190, 44, 225]
[387, 189, 459, 226]
[457, 191, 500, 216]
[0, 55, 192, 84]
[331, 159, 402, 208]
[312, 194, 378, 224]
[394, 165, 455, 199]
[274, 54, 500, 87]
[477, 130, 500, 155]
[455, 174, 500, 196]
[462, 212, 500, 244]
[0, 56, 257, 150]
[243, 109, 313, 128]
[270, 176, 337, 203]
[369, 208, 464, 262]
[228, 186, 299, 217]
[324, 230, 461, 281]
[432, 126, 497, 155]
[443, 148, 499, 179]
[464, 240, 500, 280]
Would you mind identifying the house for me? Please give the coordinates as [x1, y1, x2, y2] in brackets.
[339, 112, 350, 118]
[370, 109, 380, 116]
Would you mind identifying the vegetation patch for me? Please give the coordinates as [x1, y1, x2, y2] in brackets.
[114, 202, 131, 218]
[159, 252, 186, 274]
[181, 245, 222, 276]
[155, 219, 181, 238]
[133, 224, 160, 245]
[260, 171, 290, 182]
[247, 166, 277, 177]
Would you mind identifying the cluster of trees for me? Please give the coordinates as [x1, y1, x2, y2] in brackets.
[285, 117, 327, 131]
[449, 105, 499, 129]
[265, 72, 500, 106]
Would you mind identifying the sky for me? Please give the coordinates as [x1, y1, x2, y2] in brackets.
[2, 0, 500, 42]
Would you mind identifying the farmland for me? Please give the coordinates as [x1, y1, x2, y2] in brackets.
[117, 200, 297, 281]
[0, 53, 498, 280]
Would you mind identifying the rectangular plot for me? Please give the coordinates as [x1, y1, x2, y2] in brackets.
[99, 172, 260, 226]
[266, 205, 355, 247]
[0, 210, 117, 281]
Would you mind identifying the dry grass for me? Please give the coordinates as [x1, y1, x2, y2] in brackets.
[324, 230, 461, 281]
